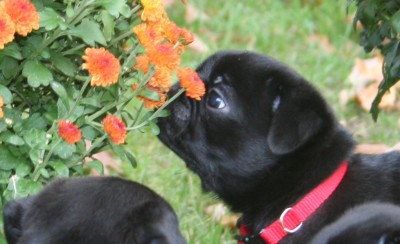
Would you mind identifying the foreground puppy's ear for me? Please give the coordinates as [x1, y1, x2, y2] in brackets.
[267, 99, 322, 155]
[3, 200, 25, 244]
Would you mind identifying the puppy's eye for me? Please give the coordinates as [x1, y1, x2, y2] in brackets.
[207, 90, 226, 109]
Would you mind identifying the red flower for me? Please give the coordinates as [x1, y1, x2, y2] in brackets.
[58, 120, 82, 144]
[103, 115, 127, 145]
[82, 47, 121, 87]
[177, 68, 206, 100]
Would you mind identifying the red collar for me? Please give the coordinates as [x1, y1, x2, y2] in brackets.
[238, 162, 348, 244]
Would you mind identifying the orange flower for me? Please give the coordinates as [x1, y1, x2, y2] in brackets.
[140, 0, 167, 23]
[103, 115, 127, 145]
[0, 10, 15, 49]
[148, 67, 173, 92]
[163, 21, 181, 44]
[82, 47, 121, 87]
[1, 0, 39, 37]
[147, 43, 180, 70]
[0, 96, 4, 118]
[177, 68, 206, 100]
[58, 120, 82, 144]
[134, 54, 150, 74]
[132, 23, 164, 48]
[133, 84, 167, 109]
[180, 28, 194, 45]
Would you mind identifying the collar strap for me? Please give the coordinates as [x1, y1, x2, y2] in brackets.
[238, 162, 348, 244]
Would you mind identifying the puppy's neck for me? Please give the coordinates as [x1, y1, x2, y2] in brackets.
[232, 125, 355, 231]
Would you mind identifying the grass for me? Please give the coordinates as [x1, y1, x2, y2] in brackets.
[123, 0, 400, 243]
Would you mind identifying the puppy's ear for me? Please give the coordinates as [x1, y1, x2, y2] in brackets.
[267, 96, 323, 155]
[3, 200, 26, 244]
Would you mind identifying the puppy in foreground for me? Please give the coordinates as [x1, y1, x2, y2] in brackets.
[310, 202, 400, 244]
[3, 177, 185, 244]
[158, 50, 400, 243]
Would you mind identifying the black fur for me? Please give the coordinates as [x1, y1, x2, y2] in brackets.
[3, 177, 185, 244]
[158, 50, 400, 243]
[310, 202, 400, 244]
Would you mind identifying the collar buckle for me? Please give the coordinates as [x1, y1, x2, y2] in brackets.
[279, 207, 303, 234]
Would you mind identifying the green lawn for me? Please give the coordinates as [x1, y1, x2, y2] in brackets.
[122, 1, 400, 243]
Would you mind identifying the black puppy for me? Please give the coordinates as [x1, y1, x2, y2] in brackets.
[3, 177, 185, 244]
[158, 50, 400, 243]
[310, 202, 400, 244]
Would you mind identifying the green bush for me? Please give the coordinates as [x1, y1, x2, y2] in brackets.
[350, 0, 400, 120]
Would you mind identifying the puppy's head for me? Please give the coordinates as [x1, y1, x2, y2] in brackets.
[158, 51, 346, 203]
[3, 177, 185, 244]
[310, 202, 400, 244]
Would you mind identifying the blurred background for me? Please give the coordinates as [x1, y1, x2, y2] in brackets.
[114, 0, 400, 243]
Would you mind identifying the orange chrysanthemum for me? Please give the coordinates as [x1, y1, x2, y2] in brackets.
[177, 68, 206, 100]
[163, 21, 181, 44]
[180, 28, 194, 45]
[147, 43, 180, 70]
[132, 23, 164, 49]
[82, 47, 121, 87]
[140, 0, 167, 23]
[103, 115, 127, 145]
[133, 84, 167, 109]
[0, 96, 4, 118]
[1, 0, 39, 37]
[58, 120, 82, 144]
[134, 55, 150, 74]
[0, 10, 15, 49]
[148, 67, 173, 92]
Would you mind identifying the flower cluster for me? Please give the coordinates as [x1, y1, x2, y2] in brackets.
[133, 0, 203, 108]
[0, 0, 39, 48]
[0, 0, 205, 209]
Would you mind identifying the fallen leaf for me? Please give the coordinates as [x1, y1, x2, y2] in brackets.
[344, 55, 399, 111]
[355, 82, 397, 111]
[205, 203, 240, 229]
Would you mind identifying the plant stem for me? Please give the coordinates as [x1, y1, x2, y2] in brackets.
[128, 88, 184, 130]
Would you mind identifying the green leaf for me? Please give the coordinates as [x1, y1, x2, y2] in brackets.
[0, 56, 19, 79]
[8, 177, 42, 199]
[81, 126, 99, 140]
[391, 10, 400, 34]
[51, 81, 68, 100]
[85, 159, 104, 175]
[49, 160, 69, 177]
[57, 98, 68, 118]
[98, 0, 130, 18]
[101, 11, 115, 41]
[0, 131, 25, 146]
[0, 43, 23, 60]
[149, 121, 160, 135]
[22, 60, 53, 88]
[40, 7, 64, 31]
[40, 168, 50, 178]
[15, 163, 32, 177]
[0, 84, 13, 104]
[22, 113, 48, 131]
[53, 141, 76, 159]
[68, 19, 107, 46]
[125, 151, 137, 168]
[23, 129, 47, 149]
[0, 147, 18, 170]
[50, 52, 77, 77]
